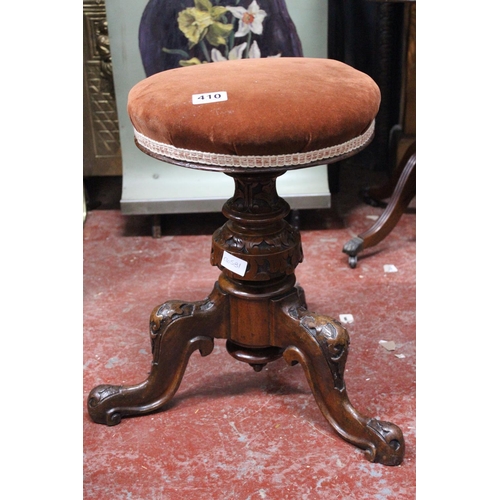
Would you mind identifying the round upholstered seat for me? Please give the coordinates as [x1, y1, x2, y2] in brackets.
[128, 57, 380, 171]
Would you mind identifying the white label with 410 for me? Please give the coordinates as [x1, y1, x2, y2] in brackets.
[192, 91, 228, 105]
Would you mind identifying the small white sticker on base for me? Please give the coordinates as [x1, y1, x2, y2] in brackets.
[192, 91, 228, 105]
[221, 251, 248, 277]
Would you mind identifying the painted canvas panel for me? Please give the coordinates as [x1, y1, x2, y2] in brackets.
[138, 0, 303, 76]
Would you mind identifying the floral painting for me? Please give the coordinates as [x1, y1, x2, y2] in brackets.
[139, 0, 303, 76]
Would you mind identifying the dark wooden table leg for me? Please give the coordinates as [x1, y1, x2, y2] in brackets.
[343, 141, 416, 268]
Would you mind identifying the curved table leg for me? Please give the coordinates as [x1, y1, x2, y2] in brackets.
[273, 293, 405, 465]
[87, 284, 228, 425]
[343, 141, 416, 268]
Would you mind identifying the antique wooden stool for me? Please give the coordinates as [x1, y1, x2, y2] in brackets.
[87, 58, 405, 466]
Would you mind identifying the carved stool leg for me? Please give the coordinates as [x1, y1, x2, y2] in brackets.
[271, 289, 405, 466]
[87, 285, 228, 425]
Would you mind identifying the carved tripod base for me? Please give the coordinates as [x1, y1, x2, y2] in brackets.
[88, 171, 405, 466]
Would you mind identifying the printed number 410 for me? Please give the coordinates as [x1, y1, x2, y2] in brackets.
[192, 91, 228, 105]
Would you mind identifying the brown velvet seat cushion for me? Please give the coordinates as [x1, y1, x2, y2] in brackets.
[128, 57, 380, 170]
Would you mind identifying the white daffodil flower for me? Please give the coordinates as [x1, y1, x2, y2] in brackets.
[211, 42, 248, 62]
[227, 0, 267, 37]
[248, 40, 261, 58]
[248, 40, 281, 59]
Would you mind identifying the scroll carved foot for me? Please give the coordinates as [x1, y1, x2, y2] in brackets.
[275, 299, 404, 465]
[87, 285, 228, 426]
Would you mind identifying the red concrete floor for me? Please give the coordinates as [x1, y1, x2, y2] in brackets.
[83, 166, 416, 499]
